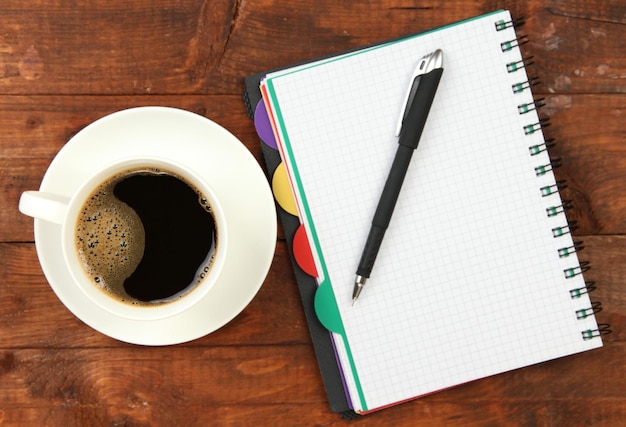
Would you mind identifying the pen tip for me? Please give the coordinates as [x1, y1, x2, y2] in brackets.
[352, 275, 366, 305]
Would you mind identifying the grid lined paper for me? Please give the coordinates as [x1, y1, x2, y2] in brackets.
[263, 10, 602, 413]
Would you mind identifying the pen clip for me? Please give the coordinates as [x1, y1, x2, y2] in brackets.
[395, 49, 444, 136]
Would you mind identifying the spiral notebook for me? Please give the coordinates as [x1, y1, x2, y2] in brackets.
[255, 10, 606, 414]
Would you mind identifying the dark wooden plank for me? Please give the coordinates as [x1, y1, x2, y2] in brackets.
[0, 0, 238, 95]
[1, 233, 620, 351]
[524, 5, 626, 95]
[0, 346, 330, 425]
[0, 404, 341, 427]
[0, 400, 623, 427]
[0, 347, 327, 406]
[0, 1, 623, 95]
[0, 95, 260, 161]
[0, 94, 265, 243]
[0, 344, 622, 425]
[3, 94, 624, 242]
[544, 94, 626, 234]
[0, 242, 307, 348]
[0, 400, 623, 426]
[575, 235, 625, 339]
[541, 0, 626, 24]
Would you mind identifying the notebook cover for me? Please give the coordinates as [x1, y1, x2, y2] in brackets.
[245, 9, 608, 414]
[258, 9, 606, 414]
[244, 72, 357, 418]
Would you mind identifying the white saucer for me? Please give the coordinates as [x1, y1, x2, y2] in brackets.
[34, 107, 277, 345]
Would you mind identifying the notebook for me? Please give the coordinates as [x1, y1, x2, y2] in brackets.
[249, 9, 607, 415]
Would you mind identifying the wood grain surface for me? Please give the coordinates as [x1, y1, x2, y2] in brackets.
[1, 0, 624, 425]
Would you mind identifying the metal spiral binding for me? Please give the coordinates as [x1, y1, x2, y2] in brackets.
[570, 281, 596, 298]
[524, 118, 551, 135]
[494, 17, 525, 31]
[581, 324, 611, 341]
[507, 56, 535, 73]
[546, 200, 573, 217]
[512, 76, 540, 94]
[535, 158, 562, 176]
[519, 97, 546, 115]
[500, 35, 529, 52]
[558, 241, 584, 258]
[564, 261, 590, 279]
[576, 301, 603, 320]
[540, 180, 567, 197]
[552, 220, 578, 237]
[529, 138, 556, 156]
[499, 15, 610, 342]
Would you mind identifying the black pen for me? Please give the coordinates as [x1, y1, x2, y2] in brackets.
[352, 49, 444, 304]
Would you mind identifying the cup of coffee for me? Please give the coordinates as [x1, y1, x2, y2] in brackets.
[18, 106, 276, 345]
[19, 156, 227, 321]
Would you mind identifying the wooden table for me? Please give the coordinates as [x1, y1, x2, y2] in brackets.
[1, 1, 623, 425]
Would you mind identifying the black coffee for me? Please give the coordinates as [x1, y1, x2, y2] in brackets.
[75, 167, 217, 305]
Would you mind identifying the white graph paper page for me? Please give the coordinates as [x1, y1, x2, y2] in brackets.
[264, 10, 602, 413]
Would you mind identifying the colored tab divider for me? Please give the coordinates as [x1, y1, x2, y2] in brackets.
[254, 99, 317, 278]
[255, 90, 367, 412]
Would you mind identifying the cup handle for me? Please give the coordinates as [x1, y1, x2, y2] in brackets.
[19, 191, 70, 225]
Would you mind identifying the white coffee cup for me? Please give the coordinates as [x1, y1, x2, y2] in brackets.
[19, 155, 228, 322]
[17, 107, 276, 345]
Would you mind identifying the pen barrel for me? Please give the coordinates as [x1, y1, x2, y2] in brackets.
[357, 145, 414, 277]
[374, 145, 414, 228]
[398, 67, 443, 149]
[357, 225, 386, 277]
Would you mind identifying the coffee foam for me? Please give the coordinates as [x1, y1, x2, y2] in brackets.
[75, 178, 146, 304]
